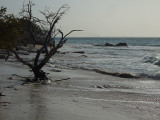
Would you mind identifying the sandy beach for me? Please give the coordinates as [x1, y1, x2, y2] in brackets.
[0, 59, 160, 120]
[1, 0, 160, 119]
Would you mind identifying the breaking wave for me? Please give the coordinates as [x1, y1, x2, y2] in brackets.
[143, 55, 160, 66]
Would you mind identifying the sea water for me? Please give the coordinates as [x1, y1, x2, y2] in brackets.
[54, 37, 160, 80]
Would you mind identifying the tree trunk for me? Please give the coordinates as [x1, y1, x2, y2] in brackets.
[32, 68, 48, 82]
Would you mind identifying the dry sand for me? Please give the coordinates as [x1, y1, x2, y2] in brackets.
[0, 60, 160, 120]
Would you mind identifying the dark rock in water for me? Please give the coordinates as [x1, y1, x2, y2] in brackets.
[105, 43, 115, 46]
[95, 42, 128, 47]
[61, 52, 67, 54]
[116, 43, 128, 46]
[8, 77, 13, 80]
[73, 51, 85, 54]
[95, 45, 102, 46]
[95, 85, 103, 89]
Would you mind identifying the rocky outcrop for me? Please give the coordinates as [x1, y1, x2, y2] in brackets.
[105, 43, 115, 46]
[95, 42, 128, 47]
[116, 43, 128, 46]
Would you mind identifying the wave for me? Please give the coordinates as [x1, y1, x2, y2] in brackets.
[56, 64, 138, 78]
[154, 60, 160, 66]
[139, 73, 160, 80]
[92, 69, 138, 78]
[93, 69, 160, 80]
[146, 44, 160, 47]
[53, 63, 160, 80]
[144, 56, 158, 63]
[143, 55, 160, 66]
[75, 67, 160, 80]
[92, 69, 160, 80]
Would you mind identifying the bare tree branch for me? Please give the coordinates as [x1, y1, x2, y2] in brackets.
[10, 48, 33, 69]
[33, 5, 70, 63]
[64, 30, 83, 38]
[37, 29, 82, 71]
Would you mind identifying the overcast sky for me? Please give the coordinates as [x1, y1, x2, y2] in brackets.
[1, 0, 160, 37]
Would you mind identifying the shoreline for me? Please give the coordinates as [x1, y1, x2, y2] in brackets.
[1, 60, 160, 120]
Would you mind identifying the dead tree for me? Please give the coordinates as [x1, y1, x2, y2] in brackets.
[19, 1, 38, 46]
[9, 1, 82, 82]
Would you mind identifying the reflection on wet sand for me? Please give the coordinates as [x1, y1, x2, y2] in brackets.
[28, 84, 46, 120]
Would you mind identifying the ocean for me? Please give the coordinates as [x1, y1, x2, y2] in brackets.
[53, 37, 160, 80]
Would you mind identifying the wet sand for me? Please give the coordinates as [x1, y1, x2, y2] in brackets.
[1, 60, 160, 120]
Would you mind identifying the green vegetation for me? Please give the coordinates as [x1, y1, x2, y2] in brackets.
[0, 7, 22, 49]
